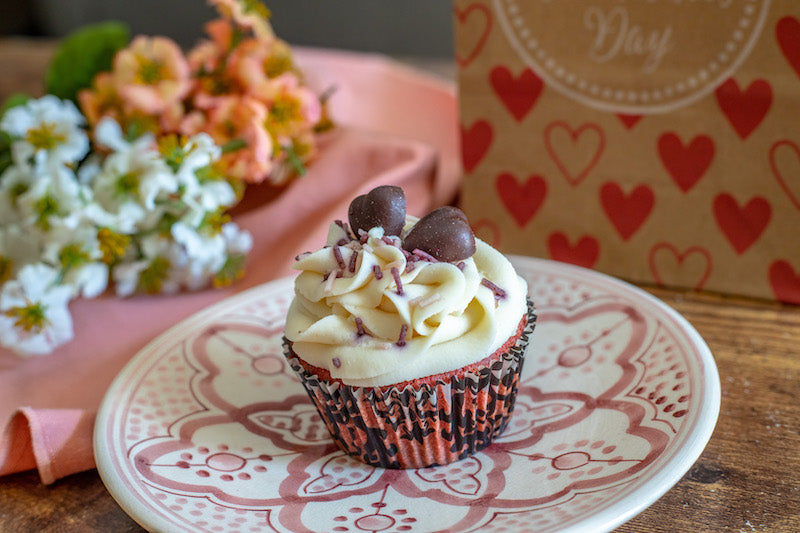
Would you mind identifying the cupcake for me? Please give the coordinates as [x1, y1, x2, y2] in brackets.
[283, 185, 535, 469]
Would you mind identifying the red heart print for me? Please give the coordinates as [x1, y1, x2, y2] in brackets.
[490, 66, 543, 121]
[714, 78, 773, 140]
[616, 114, 642, 129]
[777, 16, 800, 80]
[769, 260, 800, 304]
[454, 3, 492, 67]
[648, 243, 713, 290]
[544, 121, 605, 186]
[547, 232, 600, 269]
[769, 140, 800, 211]
[657, 132, 714, 193]
[460, 120, 493, 173]
[495, 172, 547, 228]
[712, 193, 772, 254]
[600, 182, 655, 241]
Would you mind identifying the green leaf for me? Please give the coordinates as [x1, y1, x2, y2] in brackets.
[221, 138, 248, 153]
[0, 92, 31, 117]
[45, 21, 131, 103]
[0, 94, 26, 174]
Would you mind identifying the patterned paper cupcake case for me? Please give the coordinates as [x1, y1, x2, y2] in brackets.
[283, 299, 536, 469]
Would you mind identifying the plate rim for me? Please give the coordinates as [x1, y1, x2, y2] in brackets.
[94, 256, 721, 533]
[510, 257, 720, 532]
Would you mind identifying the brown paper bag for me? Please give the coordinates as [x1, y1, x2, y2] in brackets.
[456, 0, 800, 304]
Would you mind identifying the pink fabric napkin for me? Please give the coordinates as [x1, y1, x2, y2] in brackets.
[0, 48, 460, 484]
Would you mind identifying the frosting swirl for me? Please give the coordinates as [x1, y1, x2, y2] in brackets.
[284, 218, 528, 387]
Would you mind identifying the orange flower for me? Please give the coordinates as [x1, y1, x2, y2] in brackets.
[78, 72, 125, 127]
[210, 0, 274, 40]
[229, 37, 295, 96]
[113, 36, 191, 114]
[187, 35, 239, 111]
[204, 18, 235, 50]
[206, 95, 273, 183]
[261, 73, 321, 144]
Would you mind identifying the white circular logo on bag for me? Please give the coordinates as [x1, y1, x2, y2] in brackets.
[495, 0, 770, 114]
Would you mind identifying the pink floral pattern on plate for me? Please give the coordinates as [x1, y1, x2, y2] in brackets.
[94, 257, 720, 533]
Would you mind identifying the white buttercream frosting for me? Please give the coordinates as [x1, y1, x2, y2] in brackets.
[284, 218, 528, 387]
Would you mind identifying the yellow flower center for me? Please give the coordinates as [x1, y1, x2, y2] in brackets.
[35, 194, 60, 230]
[157, 134, 189, 172]
[241, 0, 271, 19]
[0, 256, 12, 285]
[266, 94, 301, 137]
[201, 209, 231, 236]
[97, 228, 131, 264]
[116, 171, 140, 196]
[58, 243, 91, 271]
[25, 122, 66, 150]
[263, 51, 292, 78]
[137, 57, 166, 84]
[5, 302, 48, 333]
[138, 256, 171, 294]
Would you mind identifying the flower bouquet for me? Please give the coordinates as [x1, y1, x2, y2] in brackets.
[0, 0, 329, 356]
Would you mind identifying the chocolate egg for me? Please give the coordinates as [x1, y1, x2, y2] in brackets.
[348, 185, 406, 236]
[403, 206, 476, 262]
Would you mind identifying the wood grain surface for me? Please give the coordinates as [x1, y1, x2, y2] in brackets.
[0, 38, 798, 532]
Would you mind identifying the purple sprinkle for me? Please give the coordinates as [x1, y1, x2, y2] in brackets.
[382, 235, 401, 248]
[336, 238, 349, 246]
[481, 278, 507, 300]
[391, 266, 404, 296]
[413, 248, 438, 263]
[294, 251, 311, 261]
[372, 264, 383, 280]
[401, 248, 413, 260]
[456, 261, 466, 271]
[397, 324, 408, 347]
[355, 317, 366, 337]
[334, 219, 352, 238]
[322, 271, 330, 281]
[332, 246, 346, 270]
[405, 259, 416, 273]
[332, 357, 341, 368]
[348, 250, 358, 273]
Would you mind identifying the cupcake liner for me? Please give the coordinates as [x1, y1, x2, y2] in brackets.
[283, 298, 536, 469]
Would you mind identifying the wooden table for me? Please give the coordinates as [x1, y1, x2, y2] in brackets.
[1, 38, 799, 532]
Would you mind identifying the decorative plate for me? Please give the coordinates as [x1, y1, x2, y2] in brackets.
[95, 256, 720, 533]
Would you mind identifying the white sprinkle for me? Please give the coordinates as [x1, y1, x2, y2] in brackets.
[412, 293, 441, 308]
[374, 342, 394, 350]
[324, 270, 338, 294]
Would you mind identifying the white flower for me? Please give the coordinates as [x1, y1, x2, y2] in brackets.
[0, 224, 42, 275]
[112, 234, 183, 297]
[171, 221, 227, 290]
[222, 222, 253, 255]
[110, 260, 148, 298]
[91, 125, 176, 230]
[171, 133, 236, 226]
[0, 111, 255, 355]
[0, 95, 89, 172]
[182, 179, 237, 227]
[0, 164, 36, 225]
[0, 263, 74, 356]
[175, 133, 221, 181]
[14, 165, 87, 232]
[42, 225, 109, 298]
